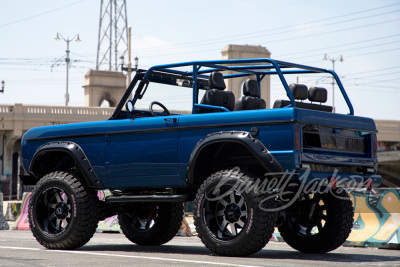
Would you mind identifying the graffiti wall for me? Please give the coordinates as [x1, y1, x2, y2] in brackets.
[345, 188, 400, 249]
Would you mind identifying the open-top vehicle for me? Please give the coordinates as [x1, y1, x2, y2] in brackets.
[22, 58, 381, 256]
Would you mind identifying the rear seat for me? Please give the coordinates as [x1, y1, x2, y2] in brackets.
[273, 84, 333, 112]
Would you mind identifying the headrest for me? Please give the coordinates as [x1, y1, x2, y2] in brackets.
[209, 71, 226, 90]
[243, 79, 260, 97]
[289, 84, 308, 100]
[308, 87, 327, 103]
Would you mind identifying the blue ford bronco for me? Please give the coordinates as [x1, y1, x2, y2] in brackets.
[21, 58, 381, 256]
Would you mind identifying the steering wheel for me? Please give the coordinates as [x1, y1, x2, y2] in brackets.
[149, 101, 170, 117]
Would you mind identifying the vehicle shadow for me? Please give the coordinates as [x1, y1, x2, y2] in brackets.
[78, 244, 400, 263]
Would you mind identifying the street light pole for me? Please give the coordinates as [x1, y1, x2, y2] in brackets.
[0, 80, 4, 94]
[120, 55, 139, 73]
[55, 33, 81, 106]
[323, 53, 343, 113]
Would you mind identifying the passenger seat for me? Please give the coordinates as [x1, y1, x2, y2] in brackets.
[198, 71, 235, 113]
[234, 79, 266, 111]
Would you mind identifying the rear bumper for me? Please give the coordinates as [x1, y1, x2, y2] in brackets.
[297, 170, 382, 188]
[301, 153, 377, 167]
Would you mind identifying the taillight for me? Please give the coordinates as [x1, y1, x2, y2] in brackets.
[373, 134, 377, 158]
[295, 125, 300, 151]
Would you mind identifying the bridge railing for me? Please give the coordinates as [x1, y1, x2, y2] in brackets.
[23, 105, 114, 117]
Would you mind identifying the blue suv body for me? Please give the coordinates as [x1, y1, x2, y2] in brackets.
[21, 58, 381, 256]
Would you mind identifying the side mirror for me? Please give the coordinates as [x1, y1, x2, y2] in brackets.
[126, 100, 134, 113]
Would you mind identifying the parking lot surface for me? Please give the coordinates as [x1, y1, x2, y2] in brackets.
[0, 231, 399, 266]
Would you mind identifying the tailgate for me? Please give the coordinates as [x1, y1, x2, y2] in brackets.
[296, 109, 378, 173]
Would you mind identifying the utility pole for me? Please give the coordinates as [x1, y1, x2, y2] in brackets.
[323, 53, 343, 113]
[55, 33, 81, 106]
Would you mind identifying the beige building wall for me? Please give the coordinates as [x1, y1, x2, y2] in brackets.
[83, 70, 127, 107]
[221, 44, 272, 108]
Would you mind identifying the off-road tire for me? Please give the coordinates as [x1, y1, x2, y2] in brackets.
[278, 189, 354, 253]
[193, 169, 277, 257]
[29, 171, 100, 249]
[118, 202, 184, 246]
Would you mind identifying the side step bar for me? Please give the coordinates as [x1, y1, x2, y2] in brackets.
[105, 195, 188, 203]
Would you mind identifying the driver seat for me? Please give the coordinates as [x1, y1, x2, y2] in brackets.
[198, 71, 235, 113]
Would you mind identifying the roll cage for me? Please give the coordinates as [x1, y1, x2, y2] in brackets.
[111, 58, 354, 120]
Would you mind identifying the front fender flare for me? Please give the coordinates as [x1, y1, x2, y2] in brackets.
[29, 141, 104, 189]
[187, 131, 284, 184]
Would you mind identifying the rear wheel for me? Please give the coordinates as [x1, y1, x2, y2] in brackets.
[118, 202, 183, 246]
[278, 189, 354, 253]
[28, 171, 99, 249]
[194, 170, 277, 257]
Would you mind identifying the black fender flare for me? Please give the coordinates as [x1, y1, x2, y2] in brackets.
[29, 141, 104, 189]
[186, 131, 284, 184]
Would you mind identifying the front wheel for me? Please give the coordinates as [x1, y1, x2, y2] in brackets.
[278, 189, 354, 253]
[194, 170, 277, 257]
[28, 171, 100, 249]
[118, 202, 183, 246]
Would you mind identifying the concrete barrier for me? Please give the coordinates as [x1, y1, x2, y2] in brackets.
[268, 189, 400, 249]
[345, 188, 400, 249]
[96, 215, 121, 233]
[0, 193, 10, 230]
[14, 192, 32, 230]
[177, 217, 192, 237]
[5, 202, 22, 221]
[97, 190, 121, 233]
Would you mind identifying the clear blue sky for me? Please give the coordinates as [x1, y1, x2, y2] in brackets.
[0, 0, 399, 119]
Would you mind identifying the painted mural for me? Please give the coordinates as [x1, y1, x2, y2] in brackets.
[345, 188, 400, 248]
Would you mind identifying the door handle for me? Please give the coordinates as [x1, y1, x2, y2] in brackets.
[164, 118, 177, 123]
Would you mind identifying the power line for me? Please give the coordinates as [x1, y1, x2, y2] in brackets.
[278, 38, 400, 61]
[275, 34, 400, 58]
[0, 0, 88, 29]
[138, 17, 400, 59]
[134, 3, 400, 53]
[345, 66, 400, 77]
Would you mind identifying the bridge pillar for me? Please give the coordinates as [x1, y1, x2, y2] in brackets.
[221, 44, 272, 108]
[1, 131, 21, 200]
[82, 70, 127, 107]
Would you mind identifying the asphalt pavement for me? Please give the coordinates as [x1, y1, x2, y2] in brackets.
[0, 230, 399, 266]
